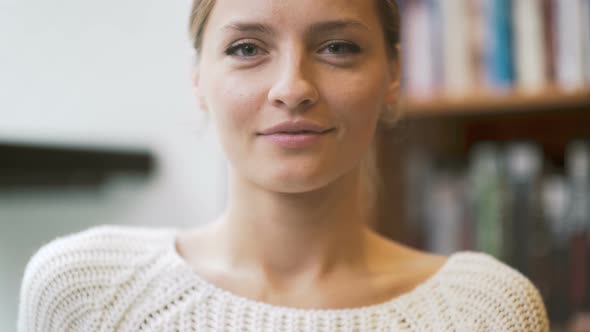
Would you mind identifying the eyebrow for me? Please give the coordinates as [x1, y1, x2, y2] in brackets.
[220, 19, 370, 36]
[222, 22, 276, 35]
[306, 20, 370, 34]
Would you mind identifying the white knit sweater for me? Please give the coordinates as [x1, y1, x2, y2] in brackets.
[18, 225, 549, 332]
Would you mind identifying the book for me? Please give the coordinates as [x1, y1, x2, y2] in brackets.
[402, 0, 436, 97]
[469, 143, 504, 258]
[542, 0, 557, 82]
[504, 142, 543, 275]
[553, 0, 585, 90]
[481, 0, 514, 91]
[513, 0, 547, 92]
[565, 141, 590, 309]
[440, 0, 475, 96]
[582, 0, 590, 84]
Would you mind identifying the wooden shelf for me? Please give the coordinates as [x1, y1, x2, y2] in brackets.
[402, 88, 590, 118]
[376, 89, 590, 244]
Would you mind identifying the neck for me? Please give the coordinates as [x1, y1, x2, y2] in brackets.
[215, 166, 375, 285]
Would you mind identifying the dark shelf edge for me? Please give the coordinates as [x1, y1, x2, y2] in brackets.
[0, 141, 155, 187]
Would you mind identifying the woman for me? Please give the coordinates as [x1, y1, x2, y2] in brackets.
[18, 0, 550, 331]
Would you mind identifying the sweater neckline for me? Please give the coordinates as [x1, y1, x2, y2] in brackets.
[166, 229, 458, 315]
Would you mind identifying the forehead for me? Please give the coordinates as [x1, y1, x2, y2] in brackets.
[206, 0, 381, 34]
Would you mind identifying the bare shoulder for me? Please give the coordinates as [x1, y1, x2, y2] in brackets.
[368, 230, 449, 274]
[366, 230, 449, 293]
[390, 244, 449, 287]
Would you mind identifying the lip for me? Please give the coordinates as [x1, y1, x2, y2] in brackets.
[258, 120, 334, 135]
[259, 131, 334, 149]
[257, 120, 336, 149]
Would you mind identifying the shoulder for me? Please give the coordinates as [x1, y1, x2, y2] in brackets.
[436, 251, 550, 331]
[17, 224, 177, 332]
[20, 224, 176, 284]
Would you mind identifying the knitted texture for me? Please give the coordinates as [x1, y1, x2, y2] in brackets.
[18, 225, 550, 331]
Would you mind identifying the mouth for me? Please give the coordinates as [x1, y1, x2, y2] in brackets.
[257, 120, 336, 136]
[257, 128, 336, 149]
[262, 129, 335, 135]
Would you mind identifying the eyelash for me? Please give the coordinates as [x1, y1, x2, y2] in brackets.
[224, 40, 362, 58]
[319, 41, 362, 55]
[224, 41, 262, 57]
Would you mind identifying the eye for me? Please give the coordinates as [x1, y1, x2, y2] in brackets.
[225, 41, 264, 58]
[319, 41, 362, 55]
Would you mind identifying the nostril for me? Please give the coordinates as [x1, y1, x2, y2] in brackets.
[271, 98, 314, 110]
[268, 78, 319, 110]
[271, 99, 287, 108]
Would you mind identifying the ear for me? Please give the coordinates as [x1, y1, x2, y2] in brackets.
[384, 44, 402, 105]
[192, 67, 208, 112]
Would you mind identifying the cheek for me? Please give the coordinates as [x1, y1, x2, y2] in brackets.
[320, 69, 385, 142]
[202, 67, 277, 177]
[204, 70, 268, 152]
[209, 76, 259, 127]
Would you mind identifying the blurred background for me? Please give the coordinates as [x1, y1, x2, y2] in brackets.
[0, 0, 227, 330]
[372, 1, 590, 331]
[1, 0, 590, 331]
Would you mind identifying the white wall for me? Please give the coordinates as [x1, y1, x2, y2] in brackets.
[0, 0, 227, 330]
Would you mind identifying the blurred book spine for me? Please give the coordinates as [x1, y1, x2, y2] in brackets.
[514, 0, 547, 91]
[565, 142, 590, 311]
[504, 142, 544, 276]
[482, 0, 514, 91]
[469, 143, 505, 258]
[543, 175, 571, 324]
[424, 170, 467, 254]
[554, 0, 586, 90]
[440, 0, 475, 96]
[402, 0, 437, 97]
[582, 0, 590, 83]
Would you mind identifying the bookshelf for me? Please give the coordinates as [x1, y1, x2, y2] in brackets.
[403, 89, 590, 118]
[375, 91, 590, 331]
[389, 5, 590, 326]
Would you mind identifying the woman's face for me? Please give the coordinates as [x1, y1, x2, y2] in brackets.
[195, 0, 399, 193]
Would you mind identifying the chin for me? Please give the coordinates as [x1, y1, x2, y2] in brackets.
[257, 167, 342, 194]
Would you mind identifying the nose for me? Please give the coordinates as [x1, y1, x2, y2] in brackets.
[267, 52, 319, 111]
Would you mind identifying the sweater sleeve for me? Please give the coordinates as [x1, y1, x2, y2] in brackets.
[487, 262, 550, 332]
[17, 226, 118, 332]
[502, 264, 550, 332]
[445, 252, 550, 332]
